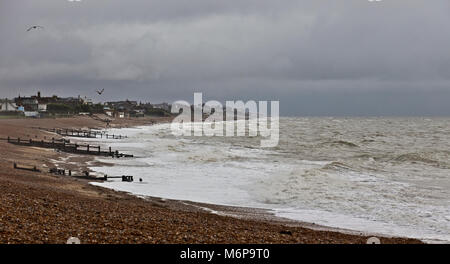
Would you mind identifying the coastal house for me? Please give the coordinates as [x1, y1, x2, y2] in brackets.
[17, 98, 39, 111]
[109, 111, 129, 118]
[104, 100, 138, 119]
[130, 109, 145, 117]
[0, 99, 18, 112]
[15, 92, 48, 112]
[80, 96, 93, 105]
[106, 100, 138, 112]
[38, 101, 47, 112]
[14, 92, 85, 114]
[104, 106, 114, 117]
[105, 110, 114, 117]
[153, 102, 171, 112]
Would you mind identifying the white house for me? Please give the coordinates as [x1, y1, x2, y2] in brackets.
[37, 102, 47, 112]
[0, 99, 18, 112]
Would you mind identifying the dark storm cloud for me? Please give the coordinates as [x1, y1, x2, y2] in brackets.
[1, 0, 450, 115]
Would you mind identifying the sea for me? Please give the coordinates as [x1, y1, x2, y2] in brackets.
[82, 117, 450, 243]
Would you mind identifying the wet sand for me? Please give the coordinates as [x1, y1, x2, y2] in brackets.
[0, 116, 422, 244]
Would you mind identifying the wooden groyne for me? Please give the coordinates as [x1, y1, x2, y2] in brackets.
[49, 167, 133, 182]
[4, 137, 133, 158]
[12, 163, 133, 182]
[13, 162, 40, 172]
[33, 127, 127, 139]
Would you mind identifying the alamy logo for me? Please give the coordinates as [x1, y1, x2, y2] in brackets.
[170, 93, 279, 148]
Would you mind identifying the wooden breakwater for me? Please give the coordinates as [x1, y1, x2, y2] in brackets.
[49, 167, 133, 182]
[33, 127, 127, 139]
[13, 162, 40, 172]
[12, 163, 133, 182]
[4, 137, 133, 158]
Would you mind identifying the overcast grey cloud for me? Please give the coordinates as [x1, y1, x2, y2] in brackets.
[1, 0, 450, 115]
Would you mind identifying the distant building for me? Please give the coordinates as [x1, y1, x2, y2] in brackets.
[15, 92, 48, 112]
[130, 109, 145, 117]
[0, 99, 18, 112]
[80, 96, 93, 105]
[104, 106, 113, 117]
[153, 102, 171, 112]
[16, 97, 39, 111]
[104, 100, 139, 118]
[14, 92, 84, 114]
[38, 102, 47, 112]
[106, 100, 138, 112]
[118, 112, 126, 119]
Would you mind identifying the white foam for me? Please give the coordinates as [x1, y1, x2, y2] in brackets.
[84, 118, 450, 243]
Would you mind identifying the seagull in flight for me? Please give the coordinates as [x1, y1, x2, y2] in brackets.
[96, 89, 105, 95]
[27, 25, 44, 32]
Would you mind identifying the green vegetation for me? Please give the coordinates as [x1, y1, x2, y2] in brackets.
[144, 108, 172, 117]
[47, 103, 72, 113]
[0, 115, 25, 119]
[0, 111, 24, 119]
[47, 103, 104, 114]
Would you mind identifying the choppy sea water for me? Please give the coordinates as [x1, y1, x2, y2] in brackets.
[86, 118, 450, 243]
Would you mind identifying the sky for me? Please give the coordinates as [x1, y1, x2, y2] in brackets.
[1, 0, 450, 116]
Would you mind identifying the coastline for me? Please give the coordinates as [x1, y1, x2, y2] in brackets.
[0, 116, 422, 244]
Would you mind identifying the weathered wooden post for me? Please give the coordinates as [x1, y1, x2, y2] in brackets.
[13, 163, 17, 169]
[7, 136, 10, 143]
[87, 144, 90, 152]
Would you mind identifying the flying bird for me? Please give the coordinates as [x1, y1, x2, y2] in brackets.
[26, 25, 44, 32]
[96, 89, 105, 95]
